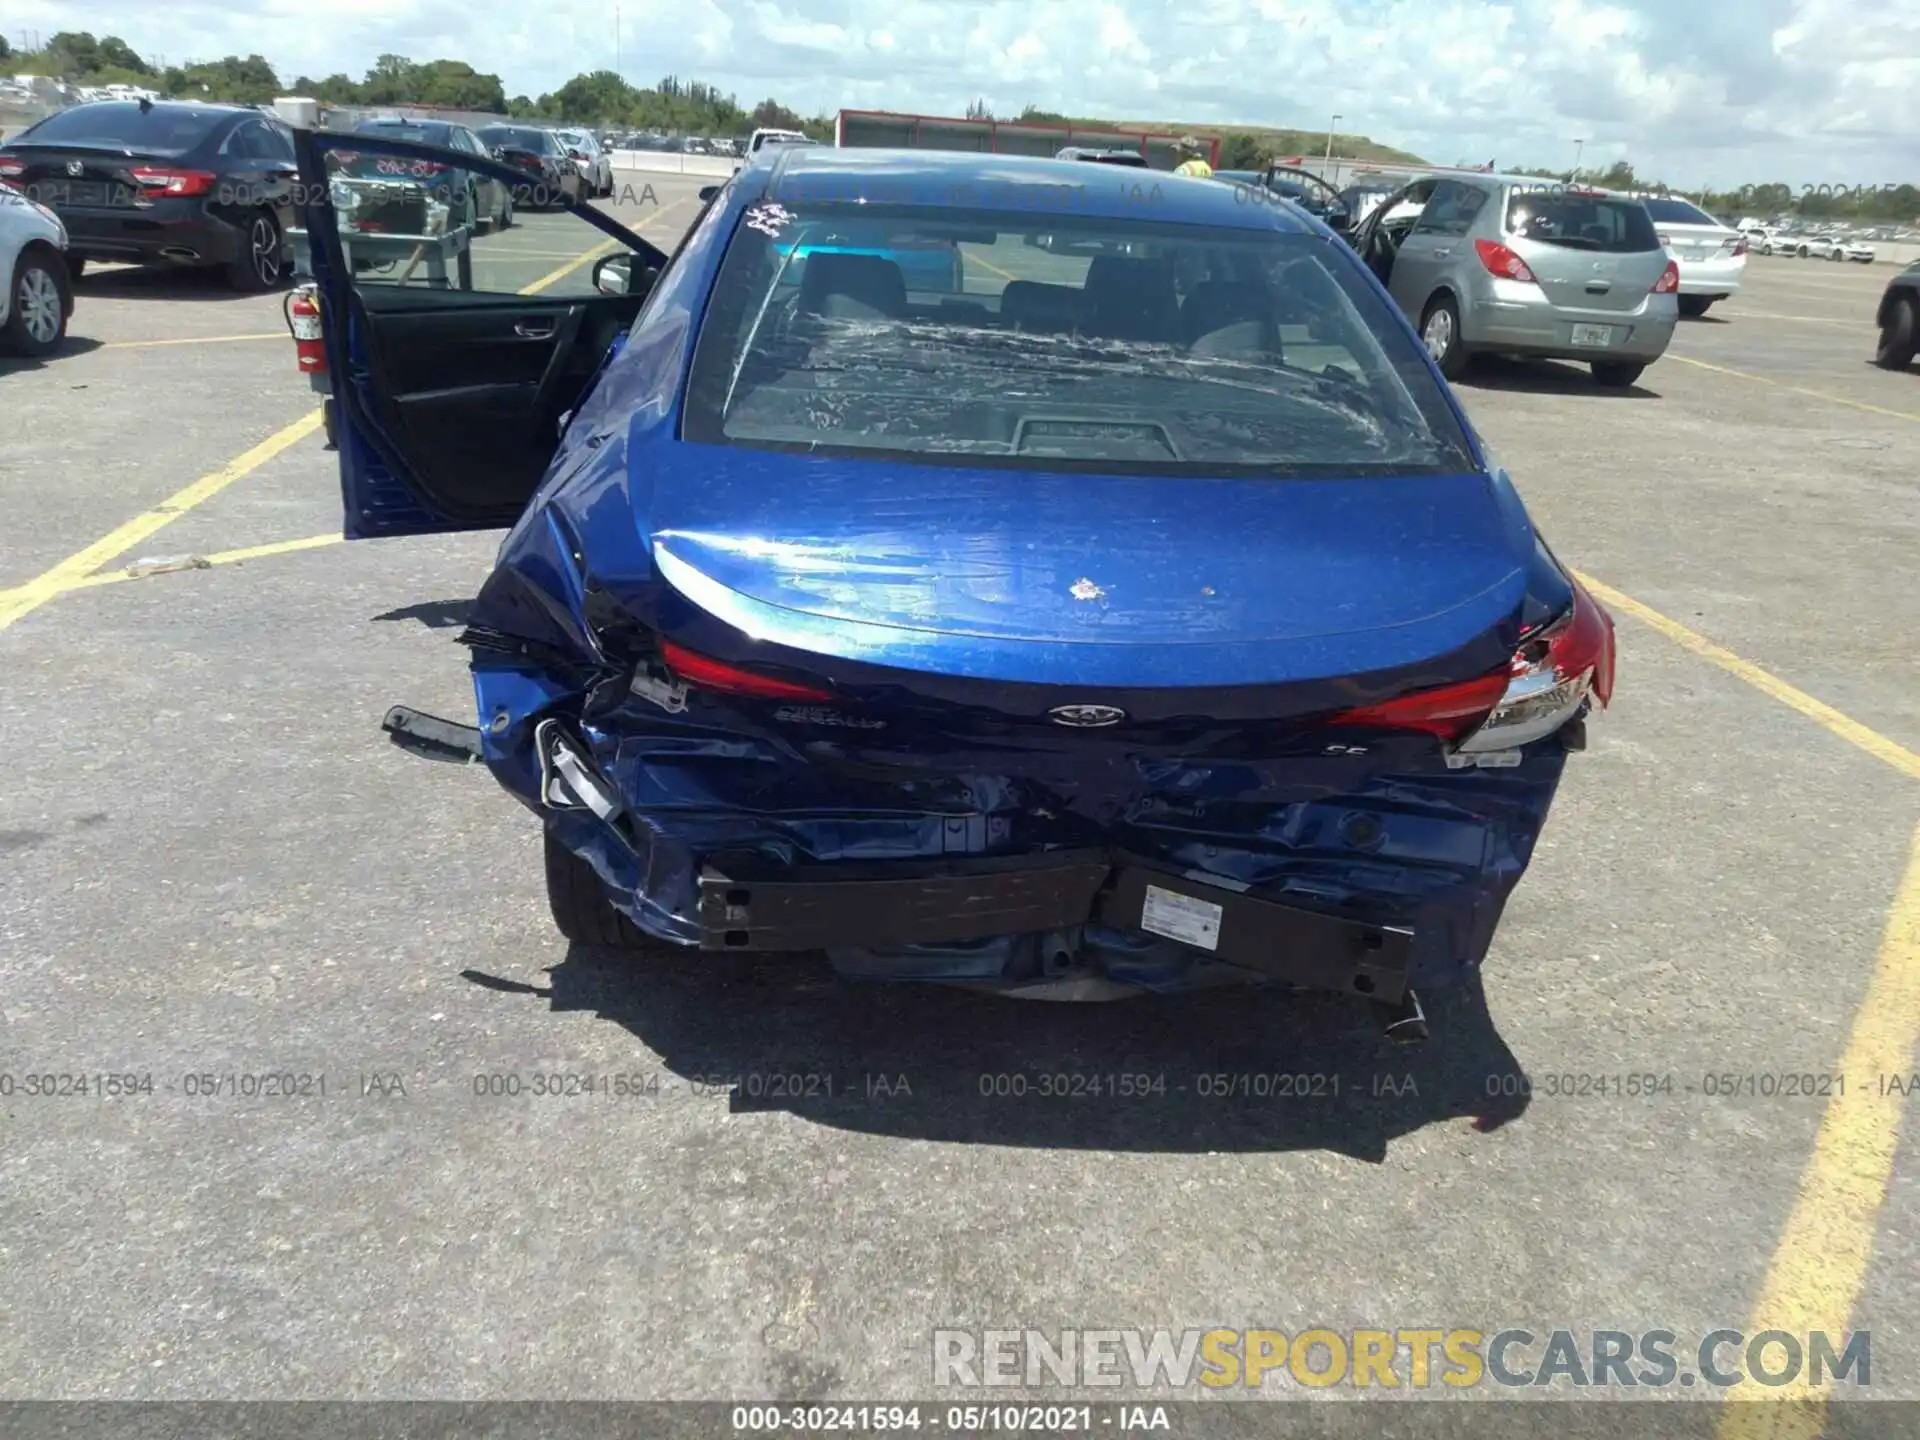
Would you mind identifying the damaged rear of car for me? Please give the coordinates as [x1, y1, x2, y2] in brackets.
[304, 136, 1613, 1026]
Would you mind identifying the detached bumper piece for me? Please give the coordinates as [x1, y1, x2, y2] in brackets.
[693, 851, 1413, 1003]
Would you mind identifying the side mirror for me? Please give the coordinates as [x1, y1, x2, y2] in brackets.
[592, 253, 658, 297]
[1325, 208, 1352, 233]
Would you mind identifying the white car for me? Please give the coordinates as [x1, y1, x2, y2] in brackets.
[1797, 234, 1876, 263]
[0, 180, 72, 356]
[553, 130, 614, 198]
[1640, 194, 1747, 317]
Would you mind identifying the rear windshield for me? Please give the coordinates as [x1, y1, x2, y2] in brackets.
[1505, 188, 1660, 252]
[479, 126, 555, 154]
[12, 103, 219, 155]
[355, 121, 453, 147]
[684, 203, 1477, 478]
[1641, 197, 1719, 226]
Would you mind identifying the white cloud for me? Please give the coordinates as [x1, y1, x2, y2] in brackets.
[6, 0, 1917, 184]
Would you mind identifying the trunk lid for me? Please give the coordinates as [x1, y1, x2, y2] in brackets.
[634, 443, 1532, 696]
[1503, 189, 1668, 313]
[1, 145, 159, 210]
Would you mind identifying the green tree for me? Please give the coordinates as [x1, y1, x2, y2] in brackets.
[751, 98, 804, 131]
[45, 31, 102, 76]
[162, 54, 281, 104]
[1019, 105, 1066, 123]
[965, 97, 992, 120]
[0, 36, 13, 62]
[1218, 132, 1266, 170]
[97, 36, 152, 74]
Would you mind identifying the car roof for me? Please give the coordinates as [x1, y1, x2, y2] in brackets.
[32, 99, 251, 125]
[759, 147, 1318, 232]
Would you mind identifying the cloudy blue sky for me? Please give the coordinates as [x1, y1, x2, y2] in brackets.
[8, 0, 1917, 187]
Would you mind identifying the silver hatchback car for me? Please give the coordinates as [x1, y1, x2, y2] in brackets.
[1351, 173, 1679, 387]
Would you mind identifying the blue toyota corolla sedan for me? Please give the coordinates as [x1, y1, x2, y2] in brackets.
[294, 135, 1614, 1029]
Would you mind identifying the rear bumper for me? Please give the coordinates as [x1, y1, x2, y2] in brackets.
[691, 850, 1415, 1001]
[1460, 275, 1676, 362]
[57, 203, 244, 267]
[522, 691, 1570, 995]
[1676, 256, 1745, 296]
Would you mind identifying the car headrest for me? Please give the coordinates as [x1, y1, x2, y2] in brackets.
[1000, 280, 1083, 334]
[1081, 256, 1179, 342]
[1181, 280, 1281, 360]
[797, 252, 908, 320]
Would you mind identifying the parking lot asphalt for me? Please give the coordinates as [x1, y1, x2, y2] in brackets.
[1, 180, 1917, 1430]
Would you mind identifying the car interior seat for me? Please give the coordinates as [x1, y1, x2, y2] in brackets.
[999, 280, 1083, 335]
[1081, 256, 1181, 342]
[1180, 280, 1282, 360]
[797, 253, 908, 320]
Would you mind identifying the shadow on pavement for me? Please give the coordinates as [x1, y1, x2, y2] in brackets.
[0, 334, 103, 374]
[464, 947, 1532, 1160]
[1460, 354, 1662, 398]
[73, 264, 276, 302]
[372, 598, 472, 629]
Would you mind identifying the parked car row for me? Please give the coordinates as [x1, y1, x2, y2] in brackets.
[1738, 223, 1877, 262]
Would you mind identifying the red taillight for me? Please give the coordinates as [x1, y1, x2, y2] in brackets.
[1330, 671, 1511, 741]
[1652, 260, 1680, 294]
[1730, 237, 1748, 256]
[659, 640, 835, 702]
[1474, 238, 1537, 283]
[0, 159, 24, 179]
[1332, 580, 1615, 751]
[129, 166, 216, 197]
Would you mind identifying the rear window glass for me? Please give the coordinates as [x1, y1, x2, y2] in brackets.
[14, 103, 218, 155]
[1504, 189, 1659, 253]
[1640, 197, 1719, 226]
[479, 127, 555, 154]
[684, 203, 1477, 478]
[357, 121, 452, 146]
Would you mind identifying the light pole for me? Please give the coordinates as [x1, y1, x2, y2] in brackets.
[1324, 112, 1342, 185]
[1572, 138, 1584, 179]
[615, 6, 622, 80]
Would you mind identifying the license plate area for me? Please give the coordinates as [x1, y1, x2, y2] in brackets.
[1096, 864, 1413, 1001]
[1570, 322, 1615, 347]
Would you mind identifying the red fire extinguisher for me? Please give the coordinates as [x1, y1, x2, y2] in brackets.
[283, 283, 336, 449]
[284, 284, 325, 376]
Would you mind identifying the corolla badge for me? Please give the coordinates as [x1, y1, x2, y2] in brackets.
[1048, 703, 1126, 728]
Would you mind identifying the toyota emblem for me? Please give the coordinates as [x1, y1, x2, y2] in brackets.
[1048, 704, 1126, 728]
[67, 160, 84, 176]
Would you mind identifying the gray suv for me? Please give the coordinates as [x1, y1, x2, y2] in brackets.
[1352, 173, 1678, 387]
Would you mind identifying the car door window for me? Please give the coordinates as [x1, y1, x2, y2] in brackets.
[1412, 181, 1485, 237]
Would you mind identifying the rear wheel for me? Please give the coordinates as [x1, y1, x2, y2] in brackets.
[544, 829, 658, 950]
[1418, 293, 1471, 380]
[1678, 295, 1713, 318]
[1873, 295, 1918, 370]
[3, 246, 69, 357]
[226, 209, 285, 291]
[1592, 360, 1645, 388]
[498, 192, 514, 229]
[1829, 248, 1843, 262]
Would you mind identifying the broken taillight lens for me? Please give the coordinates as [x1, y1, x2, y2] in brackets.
[1331, 580, 1614, 751]
[1454, 580, 1614, 752]
[659, 640, 835, 702]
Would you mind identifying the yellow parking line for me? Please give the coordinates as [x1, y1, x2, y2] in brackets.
[1714, 310, 1855, 327]
[1713, 823, 1920, 1440]
[102, 332, 285, 350]
[0, 409, 326, 632]
[1575, 572, 1920, 782]
[1665, 355, 1920, 424]
[0, 205, 694, 632]
[62, 533, 346, 590]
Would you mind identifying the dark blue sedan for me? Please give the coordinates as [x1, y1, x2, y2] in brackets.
[296, 135, 1614, 1026]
